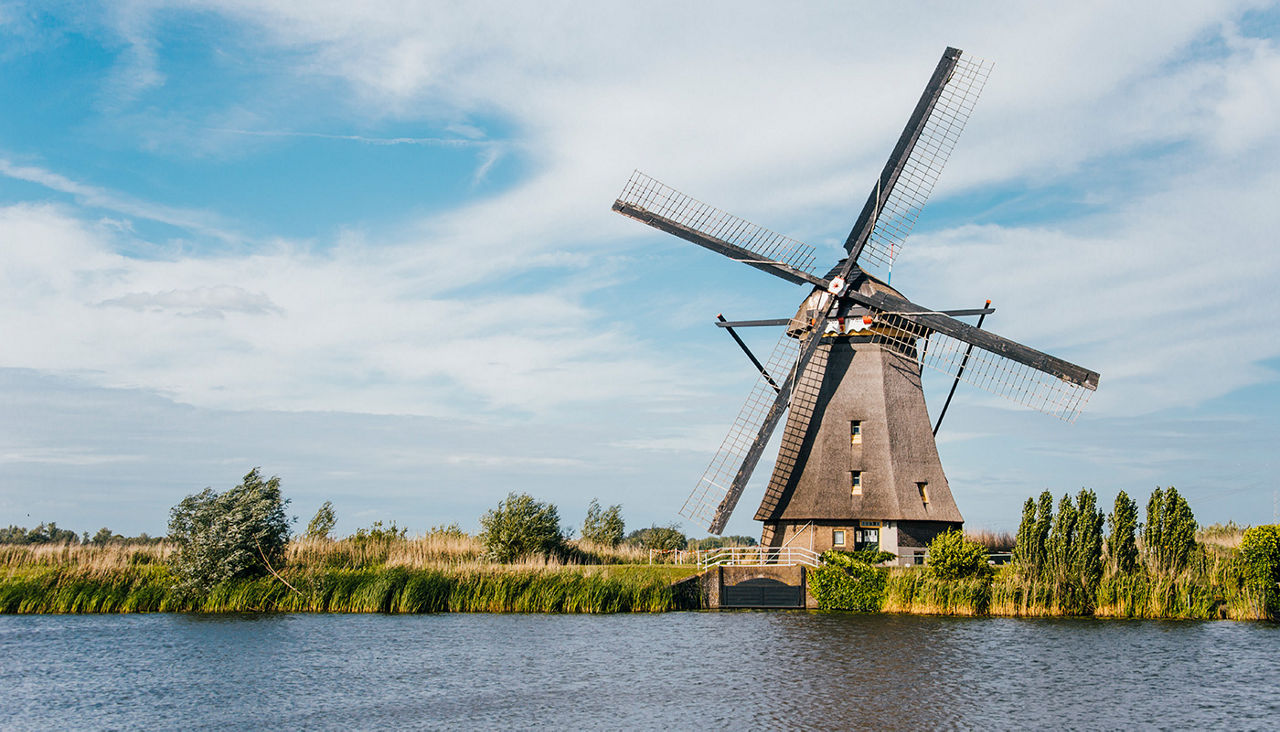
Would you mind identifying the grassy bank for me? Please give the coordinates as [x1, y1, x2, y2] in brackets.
[0, 539, 696, 614]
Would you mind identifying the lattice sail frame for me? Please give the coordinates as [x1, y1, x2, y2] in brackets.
[857, 53, 993, 279]
[617, 171, 823, 278]
[866, 310, 1093, 422]
[678, 318, 815, 529]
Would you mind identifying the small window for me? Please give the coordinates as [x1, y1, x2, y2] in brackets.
[855, 527, 880, 551]
[832, 530, 846, 547]
[850, 420, 862, 445]
[917, 481, 929, 505]
[850, 471, 862, 496]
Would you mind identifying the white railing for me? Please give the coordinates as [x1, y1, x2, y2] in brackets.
[698, 546, 820, 569]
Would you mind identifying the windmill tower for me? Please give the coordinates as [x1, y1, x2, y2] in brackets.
[612, 47, 1101, 565]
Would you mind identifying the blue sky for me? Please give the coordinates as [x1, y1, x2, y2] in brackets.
[1, 1, 1278, 538]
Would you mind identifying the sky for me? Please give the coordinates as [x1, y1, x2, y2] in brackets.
[1, 1, 1278, 539]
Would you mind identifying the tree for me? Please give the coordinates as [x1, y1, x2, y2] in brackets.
[1074, 489, 1104, 591]
[479, 492, 564, 563]
[1107, 490, 1139, 573]
[1144, 487, 1165, 568]
[167, 468, 292, 594]
[1047, 493, 1078, 580]
[305, 501, 337, 540]
[1144, 486, 1196, 575]
[926, 529, 990, 580]
[1012, 497, 1039, 572]
[625, 525, 688, 551]
[92, 527, 119, 545]
[1030, 490, 1055, 577]
[581, 499, 625, 547]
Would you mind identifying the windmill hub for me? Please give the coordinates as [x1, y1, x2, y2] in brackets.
[612, 47, 1099, 564]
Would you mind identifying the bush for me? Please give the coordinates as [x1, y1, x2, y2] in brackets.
[1240, 525, 1280, 620]
[828, 548, 895, 565]
[807, 551, 886, 611]
[167, 468, 292, 594]
[479, 493, 564, 563]
[581, 499, 625, 547]
[927, 529, 991, 580]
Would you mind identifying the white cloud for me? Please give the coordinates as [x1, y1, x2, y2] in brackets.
[0, 201, 692, 416]
[0, 157, 239, 241]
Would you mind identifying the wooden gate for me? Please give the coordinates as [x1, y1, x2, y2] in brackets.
[721, 577, 803, 608]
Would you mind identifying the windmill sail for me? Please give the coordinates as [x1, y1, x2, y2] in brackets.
[862, 305, 1097, 421]
[846, 49, 993, 280]
[680, 326, 802, 530]
[613, 172, 826, 287]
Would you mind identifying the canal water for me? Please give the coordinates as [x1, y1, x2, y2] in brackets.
[2, 612, 1277, 729]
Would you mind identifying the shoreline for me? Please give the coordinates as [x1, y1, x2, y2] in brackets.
[3, 563, 1271, 620]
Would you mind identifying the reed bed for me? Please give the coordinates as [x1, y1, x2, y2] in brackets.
[883, 569, 991, 616]
[0, 563, 696, 614]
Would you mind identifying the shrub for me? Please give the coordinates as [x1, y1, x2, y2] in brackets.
[167, 468, 292, 594]
[581, 499, 625, 547]
[1239, 525, 1280, 620]
[829, 548, 896, 565]
[306, 501, 337, 540]
[479, 493, 565, 563]
[926, 529, 990, 580]
[808, 551, 886, 611]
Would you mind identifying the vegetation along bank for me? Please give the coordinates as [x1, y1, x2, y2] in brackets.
[3, 470, 1277, 619]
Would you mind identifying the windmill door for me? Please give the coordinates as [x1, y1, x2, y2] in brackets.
[721, 577, 804, 608]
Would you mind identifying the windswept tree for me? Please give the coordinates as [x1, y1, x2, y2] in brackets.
[479, 492, 564, 563]
[581, 499, 625, 547]
[305, 501, 337, 540]
[1107, 490, 1139, 573]
[167, 468, 292, 594]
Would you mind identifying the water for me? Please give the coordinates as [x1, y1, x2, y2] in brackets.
[2, 613, 1277, 730]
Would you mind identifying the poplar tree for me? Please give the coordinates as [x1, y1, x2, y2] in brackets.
[1144, 487, 1165, 570]
[1074, 489, 1104, 592]
[1160, 487, 1197, 574]
[1107, 490, 1139, 573]
[1032, 490, 1055, 579]
[1012, 497, 1038, 572]
[1048, 494, 1077, 580]
[1144, 486, 1197, 575]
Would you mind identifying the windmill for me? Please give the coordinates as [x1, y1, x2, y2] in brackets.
[611, 47, 1101, 564]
